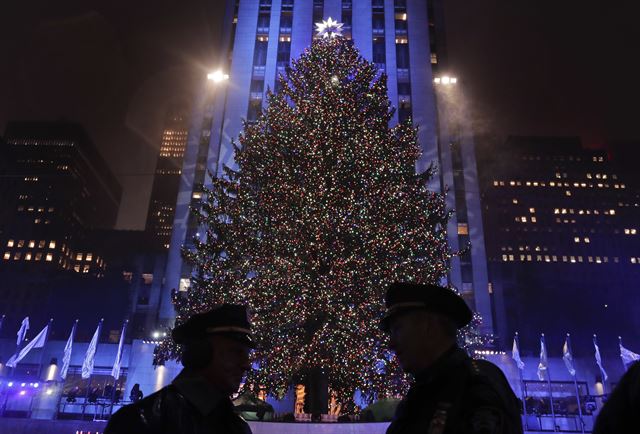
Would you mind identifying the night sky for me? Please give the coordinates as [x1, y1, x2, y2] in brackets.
[2, 0, 639, 229]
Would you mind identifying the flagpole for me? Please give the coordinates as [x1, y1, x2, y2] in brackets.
[593, 334, 606, 395]
[515, 333, 528, 430]
[11, 317, 29, 377]
[566, 334, 585, 434]
[619, 336, 624, 370]
[110, 320, 129, 409]
[542, 334, 557, 430]
[83, 319, 104, 417]
[36, 318, 54, 380]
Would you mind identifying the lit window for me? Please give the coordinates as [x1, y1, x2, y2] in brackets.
[25, 253, 32, 261]
[14, 252, 22, 260]
[76, 253, 83, 261]
[38, 240, 45, 248]
[632, 229, 637, 235]
[49, 241, 56, 249]
[28, 240, 35, 248]
[531, 217, 537, 223]
[35, 253, 42, 261]
[570, 256, 576, 263]
[192, 192, 202, 200]
[34, 218, 41, 224]
[45, 253, 53, 262]
[86, 253, 93, 262]
[3, 252, 10, 260]
[512, 199, 518, 204]
[493, 181, 499, 186]
[457, 223, 469, 235]
[566, 191, 572, 196]
[574, 237, 580, 243]
[632, 258, 637, 264]
[142, 273, 154, 285]
[74, 265, 81, 272]
[18, 240, 25, 247]
[83, 265, 90, 273]
[521, 216, 527, 223]
[596, 257, 602, 264]
[529, 208, 535, 213]
[7, 240, 14, 247]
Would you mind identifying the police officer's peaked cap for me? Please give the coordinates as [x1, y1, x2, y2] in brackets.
[380, 282, 473, 331]
[172, 304, 255, 347]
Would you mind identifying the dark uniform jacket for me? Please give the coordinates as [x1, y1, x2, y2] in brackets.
[105, 370, 252, 434]
[387, 346, 523, 434]
[593, 361, 640, 434]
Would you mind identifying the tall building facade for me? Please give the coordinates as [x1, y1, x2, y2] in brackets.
[146, 106, 189, 249]
[162, 0, 492, 333]
[0, 122, 121, 274]
[479, 136, 640, 353]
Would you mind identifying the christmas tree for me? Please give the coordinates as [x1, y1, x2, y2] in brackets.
[157, 34, 460, 411]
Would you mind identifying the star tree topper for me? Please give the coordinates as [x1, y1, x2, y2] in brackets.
[315, 17, 344, 39]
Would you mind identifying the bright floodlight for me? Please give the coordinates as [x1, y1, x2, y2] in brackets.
[152, 331, 161, 339]
[434, 76, 458, 86]
[207, 70, 229, 83]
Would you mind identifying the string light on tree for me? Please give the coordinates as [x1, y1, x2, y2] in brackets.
[155, 33, 488, 413]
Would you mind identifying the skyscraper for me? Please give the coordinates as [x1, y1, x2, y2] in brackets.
[146, 106, 189, 249]
[162, 0, 492, 333]
[0, 122, 121, 273]
[479, 136, 640, 351]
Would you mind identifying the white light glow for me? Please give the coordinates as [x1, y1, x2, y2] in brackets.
[207, 70, 229, 83]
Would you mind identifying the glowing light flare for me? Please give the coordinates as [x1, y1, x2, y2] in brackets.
[207, 70, 229, 83]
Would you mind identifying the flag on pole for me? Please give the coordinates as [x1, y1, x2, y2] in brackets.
[537, 335, 548, 381]
[16, 316, 29, 346]
[82, 320, 103, 379]
[111, 320, 128, 380]
[563, 336, 576, 376]
[6, 323, 48, 368]
[60, 321, 78, 380]
[594, 335, 608, 381]
[512, 337, 525, 370]
[619, 338, 640, 369]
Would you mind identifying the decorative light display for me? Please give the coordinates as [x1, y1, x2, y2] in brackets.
[155, 36, 488, 413]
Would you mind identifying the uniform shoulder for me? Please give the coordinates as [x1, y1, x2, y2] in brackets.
[463, 359, 519, 407]
[105, 403, 146, 434]
[105, 388, 173, 434]
[463, 359, 524, 433]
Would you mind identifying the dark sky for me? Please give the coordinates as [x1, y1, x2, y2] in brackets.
[2, 1, 639, 229]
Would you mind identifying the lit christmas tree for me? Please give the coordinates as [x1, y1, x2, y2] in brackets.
[156, 30, 484, 412]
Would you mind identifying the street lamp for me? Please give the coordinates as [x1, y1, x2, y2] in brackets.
[207, 70, 229, 83]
